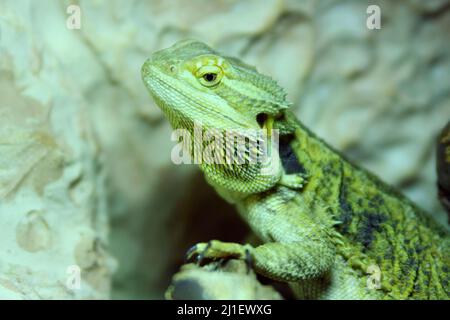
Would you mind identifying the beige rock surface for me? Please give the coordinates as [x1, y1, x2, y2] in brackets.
[0, 1, 114, 299]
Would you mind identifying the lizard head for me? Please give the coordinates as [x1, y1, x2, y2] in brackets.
[141, 39, 290, 132]
[142, 40, 294, 198]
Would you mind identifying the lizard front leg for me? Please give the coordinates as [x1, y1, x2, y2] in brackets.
[187, 187, 336, 282]
[187, 238, 335, 282]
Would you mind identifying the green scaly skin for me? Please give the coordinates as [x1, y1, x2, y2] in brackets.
[141, 40, 450, 299]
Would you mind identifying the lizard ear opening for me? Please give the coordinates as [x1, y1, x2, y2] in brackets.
[256, 113, 267, 129]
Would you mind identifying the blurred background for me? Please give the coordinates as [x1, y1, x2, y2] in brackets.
[0, 0, 449, 299]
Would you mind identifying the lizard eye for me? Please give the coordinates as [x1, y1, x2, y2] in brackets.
[203, 73, 217, 82]
[196, 65, 222, 87]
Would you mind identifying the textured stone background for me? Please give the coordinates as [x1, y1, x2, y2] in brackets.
[0, 0, 449, 299]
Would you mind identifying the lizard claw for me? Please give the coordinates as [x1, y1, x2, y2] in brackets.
[185, 241, 212, 265]
[196, 241, 212, 265]
[185, 244, 198, 263]
[185, 240, 251, 267]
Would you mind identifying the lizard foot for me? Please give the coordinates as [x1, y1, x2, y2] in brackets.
[185, 240, 252, 267]
[279, 172, 308, 190]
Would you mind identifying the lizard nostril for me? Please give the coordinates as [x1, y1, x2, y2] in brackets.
[141, 61, 151, 78]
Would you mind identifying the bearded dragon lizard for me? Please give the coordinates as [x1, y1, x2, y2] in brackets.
[141, 40, 449, 299]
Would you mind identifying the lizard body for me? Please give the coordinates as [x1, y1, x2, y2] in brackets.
[142, 40, 449, 299]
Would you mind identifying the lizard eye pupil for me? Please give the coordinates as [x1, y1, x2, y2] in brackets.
[203, 73, 217, 82]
